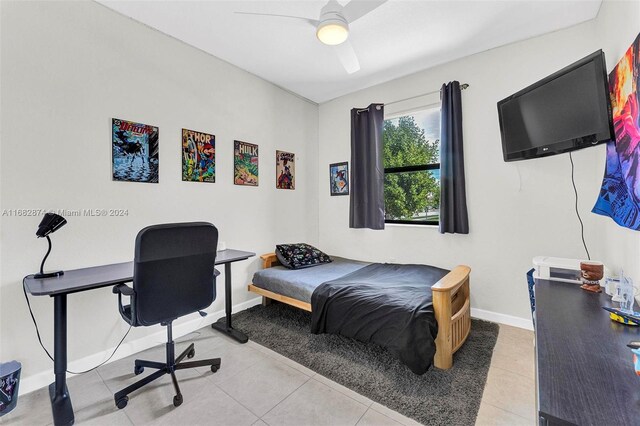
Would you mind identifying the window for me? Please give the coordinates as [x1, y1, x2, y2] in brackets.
[384, 106, 441, 225]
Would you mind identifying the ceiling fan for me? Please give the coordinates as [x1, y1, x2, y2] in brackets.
[235, 0, 388, 74]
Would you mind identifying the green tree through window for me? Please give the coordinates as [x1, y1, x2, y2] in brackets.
[384, 108, 441, 224]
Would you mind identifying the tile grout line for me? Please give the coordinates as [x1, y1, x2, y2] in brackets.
[94, 348, 222, 425]
[251, 341, 439, 425]
[310, 376, 374, 408]
[353, 406, 371, 426]
[480, 401, 533, 423]
[247, 342, 318, 377]
[213, 362, 313, 420]
[489, 364, 536, 382]
[259, 373, 315, 420]
[368, 403, 422, 426]
[249, 342, 375, 409]
[95, 367, 137, 425]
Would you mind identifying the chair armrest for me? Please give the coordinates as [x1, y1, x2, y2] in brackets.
[113, 283, 134, 296]
[113, 283, 136, 325]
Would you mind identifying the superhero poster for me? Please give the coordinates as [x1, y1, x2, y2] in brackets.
[112, 118, 159, 183]
[234, 141, 259, 186]
[276, 150, 295, 190]
[182, 129, 215, 183]
[329, 162, 349, 196]
[593, 33, 640, 230]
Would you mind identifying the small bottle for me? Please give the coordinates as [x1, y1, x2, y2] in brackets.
[618, 274, 635, 314]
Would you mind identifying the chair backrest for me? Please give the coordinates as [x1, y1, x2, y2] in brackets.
[132, 222, 218, 326]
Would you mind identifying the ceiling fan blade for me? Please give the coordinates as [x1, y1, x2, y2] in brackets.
[334, 40, 360, 74]
[234, 12, 319, 27]
[342, 0, 388, 23]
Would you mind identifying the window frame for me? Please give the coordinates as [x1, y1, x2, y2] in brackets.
[383, 105, 441, 226]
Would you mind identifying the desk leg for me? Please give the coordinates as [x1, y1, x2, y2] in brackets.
[211, 263, 249, 343]
[49, 294, 74, 426]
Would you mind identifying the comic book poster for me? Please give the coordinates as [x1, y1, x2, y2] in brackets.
[182, 129, 215, 183]
[112, 118, 159, 183]
[592, 33, 640, 229]
[329, 162, 349, 196]
[276, 150, 295, 190]
[234, 141, 259, 186]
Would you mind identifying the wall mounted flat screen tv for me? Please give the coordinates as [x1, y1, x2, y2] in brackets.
[498, 50, 614, 162]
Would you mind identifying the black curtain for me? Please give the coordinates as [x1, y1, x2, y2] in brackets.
[350, 103, 385, 230]
[439, 82, 469, 234]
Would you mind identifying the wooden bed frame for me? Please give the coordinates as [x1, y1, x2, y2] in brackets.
[247, 253, 472, 370]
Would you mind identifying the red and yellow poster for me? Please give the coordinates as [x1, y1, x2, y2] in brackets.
[182, 129, 215, 183]
[276, 150, 295, 190]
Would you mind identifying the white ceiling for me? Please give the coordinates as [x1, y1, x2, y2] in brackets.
[97, 0, 602, 104]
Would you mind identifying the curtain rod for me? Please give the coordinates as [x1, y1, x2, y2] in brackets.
[386, 83, 469, 107]
[356, 83, 469, 113]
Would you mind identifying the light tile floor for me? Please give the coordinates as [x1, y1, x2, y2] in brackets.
[1, 324, 535, 426]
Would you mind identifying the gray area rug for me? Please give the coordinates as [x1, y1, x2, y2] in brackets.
[229, 303, 499, 426]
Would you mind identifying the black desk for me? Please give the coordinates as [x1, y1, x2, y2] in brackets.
[23, 249, 254, 426]
[535, 279, 640, 425]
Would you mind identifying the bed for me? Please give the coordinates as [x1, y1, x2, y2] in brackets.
[248, 253, 471, 371]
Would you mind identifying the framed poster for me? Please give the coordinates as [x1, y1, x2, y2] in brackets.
[234, 140, 259, 186]
[182, 129, 215, 183]
[112, 118, 159, 183]
[276, 150, 295, 190]
[329, 162, 349, 196]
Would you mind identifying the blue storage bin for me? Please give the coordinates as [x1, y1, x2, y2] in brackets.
[0, 361, 21, 416]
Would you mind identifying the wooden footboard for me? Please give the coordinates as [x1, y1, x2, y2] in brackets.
[432, 265, 471, 369]
[248, 253, 471, 370]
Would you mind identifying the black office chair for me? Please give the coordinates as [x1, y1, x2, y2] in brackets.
[112, 222, 221, 409]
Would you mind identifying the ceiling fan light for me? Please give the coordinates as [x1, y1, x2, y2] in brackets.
[316, 21, 349, 46]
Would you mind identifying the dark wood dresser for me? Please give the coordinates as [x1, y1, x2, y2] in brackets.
[535, 279, 640, 425]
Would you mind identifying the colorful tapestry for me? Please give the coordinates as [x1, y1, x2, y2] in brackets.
[112, 118, 159, 183]
[182, 129, 215, 183]
[593, 34, 640, 230]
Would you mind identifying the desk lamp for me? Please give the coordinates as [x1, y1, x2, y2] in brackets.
[34, 213, 67, 279]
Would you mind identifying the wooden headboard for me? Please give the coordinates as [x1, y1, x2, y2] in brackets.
[260, 253, 280, 269]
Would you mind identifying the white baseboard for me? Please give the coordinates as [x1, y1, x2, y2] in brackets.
[19, 297, 263, 396]
[471, 308, 534, 331]
[20, 299, 531, 395]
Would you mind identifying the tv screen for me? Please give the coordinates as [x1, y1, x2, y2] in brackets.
[498, 50, 614, 162]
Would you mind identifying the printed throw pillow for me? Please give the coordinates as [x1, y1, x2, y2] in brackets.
[275, 243, 333, 270]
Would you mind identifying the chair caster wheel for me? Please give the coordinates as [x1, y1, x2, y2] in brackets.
[134, 365, 144, 375]
[173, 394, 183, 407]
[187, 349, 195, 359]
[115, 396, 128, 409]
[210, 365, 219, 373]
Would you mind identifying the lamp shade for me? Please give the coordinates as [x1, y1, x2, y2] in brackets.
[36, 213, 67, 238]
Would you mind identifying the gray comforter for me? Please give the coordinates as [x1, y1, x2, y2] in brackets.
[310, 262, 449, 374]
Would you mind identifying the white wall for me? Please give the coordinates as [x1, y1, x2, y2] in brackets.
[318, 18, 618, 322]
[594, 0, 640, 282]
[0, 0, 318, 390]
[2, 0, 637, 395]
